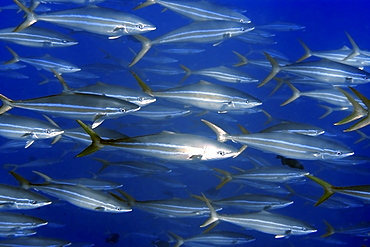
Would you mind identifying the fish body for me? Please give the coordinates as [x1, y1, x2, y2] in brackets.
[4, 47, 80, 74]
[0, 184, 51, 210]
[201, 194, 316, 238]
[202, 119, 354, 160]
[0, 26, 77, 47]
[0, 212, 47, 230]
[76, 120, 245, 162]
[134, 0, 251, 23]
[0, 93, 140, 129]
[260, 121, 325, 136]
[130, 21, 254, 66]
[13, 0, 156, 39]
[260, 53, 370, 87]
[0, 113, 63, 148]
[135, 76, 261, 112]
[0, 236, 71, 246]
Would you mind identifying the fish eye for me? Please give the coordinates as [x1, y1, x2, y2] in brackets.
[120, 108, 126, 113]
[240, 27, 245, 31]
[138, 97, 143, 102]
[44, 129, 51, 134]
[137, 24, 144, 29]
[245, 99, 249, 103]
[217, 151, 225, 156]
[336, 151, 342, 155]
[31, 200, 37, 204]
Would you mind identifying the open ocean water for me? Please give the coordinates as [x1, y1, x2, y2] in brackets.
[0, 0, 370, 246]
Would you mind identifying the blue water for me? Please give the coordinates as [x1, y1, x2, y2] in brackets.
[0, 0, 370, 246]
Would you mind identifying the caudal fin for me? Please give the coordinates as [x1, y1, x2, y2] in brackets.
[12, 0, 38, 32]
[179, 64, 191, 84]
[200, 193, 220, 228]
[129, 35, 152, 67]
[133, 0, 156, 10]
[258, 52, 281, 87]
[76, 120, 104, 157]
[306, 175, 335, 206]
[212, 168, 233, 190]
[0, 94, 14, 115]
[280, 81, 301, 106]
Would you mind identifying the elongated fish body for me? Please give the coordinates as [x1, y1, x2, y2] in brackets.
[0, 184, 51, 210]
[128, 104, 191, 120]
[0, 113, 64, 148]
[32, 171, 123, 191]
[76, 120, 244, 161]
[67, 82, 156, 107]
[260, 122, 325, 136]
[0, 93, 140, 129]
[130, 21, 254, 66]
[169, 231, 255, 247]
[0, 236, 71, 246]
[0, 212, 47, 230]
[260, 53, 370, 87]
[4, 47, 80, 74]
[202, 119, 354, 160]
[13, 0, 156, 39]
[0, 26, 77, 48]
[149, 80, 261, 112]
[135, 0, 251, 23]
[180, 65, 258, 83]
[201, 194, 316, 238]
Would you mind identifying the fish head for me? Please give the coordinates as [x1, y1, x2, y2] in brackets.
[119, 21, 156, 35]
[14, 196, 52, 210]
[33, 128, 64, 139]
[289, 225, 317, 236]
[56, 66, 81, 74]
[230, 23, 255, 37]
[131, 95, 156, 107]
[225, 97, 262, 110]
[201, 143, 239, 161]
[106, 104, 141, 118]
[320, 145, 354, 160]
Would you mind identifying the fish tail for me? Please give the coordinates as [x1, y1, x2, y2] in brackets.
[129, 35, 152, 67]
[51, 69, 72, 91]
[168, 232, 184, 247]
[0, 94, 14, 115]
[280, 80, 301, 106]
[4, 46, 20, 65]
[9, 171, 32, 189]
[296, 39, 313, 62]
[200, 193, 220, 228]
[133, 0, 156, 10]
[232, 50, 248, 67]
[32, 171, 52, 183]
[92, 158, 111, 174]
[213, 168, 233, 190]
[306, 175, 335, 206]
[342, 87, 370, 132]
[321, 220, 335, 238]
[334, 87, 367, 128]
[75, 120, 104, 157]
[12, 0, 38, 32]
[201, 119, 230, 142]
[343, 32, 360, 61]
[130, 71, 153, 94]
[318, 105, 334, 119]
[179, 64, 191, 84]
[258, 52, 281, 87]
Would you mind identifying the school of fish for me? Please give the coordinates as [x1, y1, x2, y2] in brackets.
[0, 0, 369, 246]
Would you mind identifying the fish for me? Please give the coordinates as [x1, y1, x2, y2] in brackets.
[168, 231, 255, 247]
[179, 64, 258, 84]
[12, 0, 156, 39]
[128, 104, 191, 121]
[0, 236, 72, 246]
[0, 113, 64, 148]
[201, 119, 354, 160]
[0, 183, 51, 210]
[257, 21, 305, 32]
[306, 174, 370, 206]
[213, 166, 309, 189]
[10, 171, 132, 213]
[134, 0, 251, 23]
[0, 71, 141, 129]
[117, 190, 223, 218]
[0, 212, 47, 230]
[260, 121, 325, 136]
[4, 46, 81, 74]
[129, 21, 254, 66]
[260, 52, 370, 87]
[0, 26, 78, 48]
[200, 194, 317, 238]
[133, 72, 262, 113]
[75, 120, 246, 162]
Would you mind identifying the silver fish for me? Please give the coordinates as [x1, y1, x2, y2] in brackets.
[129, 21, 254, 66]
[0, 212, 47, 230]
[13, 0, 156, 39]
